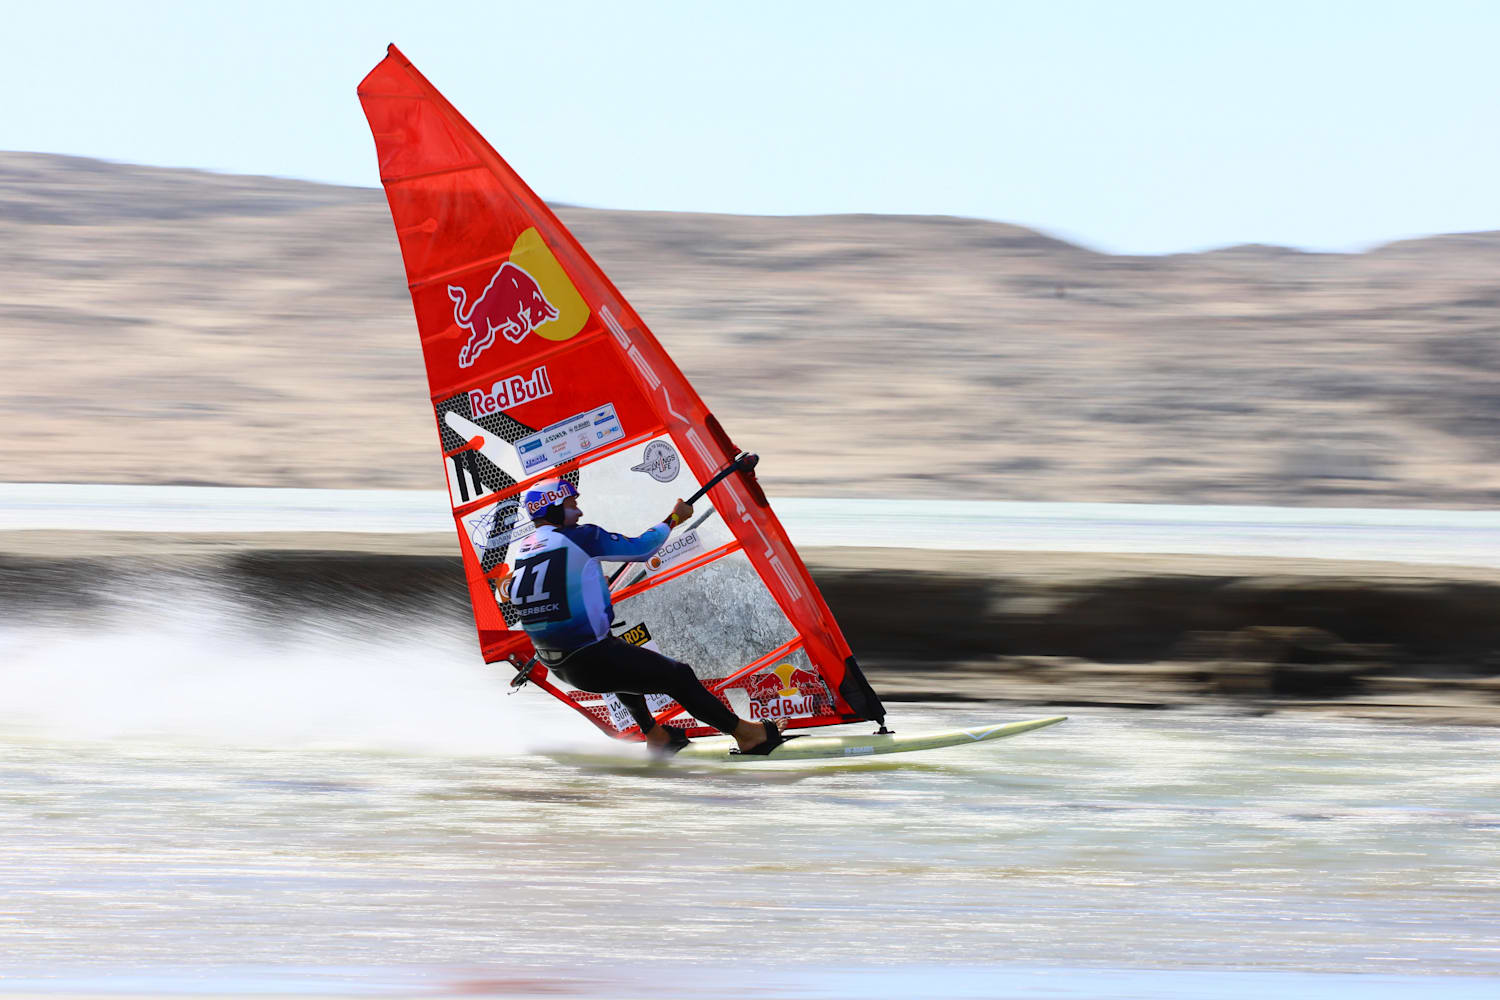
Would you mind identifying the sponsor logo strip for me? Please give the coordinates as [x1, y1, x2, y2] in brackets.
[515, 403, 625, 476]
[448, 427, 668, 519]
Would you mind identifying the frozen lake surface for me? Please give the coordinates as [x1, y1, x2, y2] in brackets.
[3, 486, 1498, 997]
[4, 483, 1500, 567]
[2, 592, 1499, 997]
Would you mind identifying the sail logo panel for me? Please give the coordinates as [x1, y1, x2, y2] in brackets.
[358, 44, 886, 739]
[434, 335, 662, 511]
[446, 227, 589, 369]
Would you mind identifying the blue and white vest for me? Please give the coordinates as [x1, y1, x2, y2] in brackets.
[510, 522, 669, 652]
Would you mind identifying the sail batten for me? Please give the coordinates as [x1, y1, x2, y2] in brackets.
[383, 161, 489, 186]
[408, 249, 533, 293]
[359, 44, 886, 739]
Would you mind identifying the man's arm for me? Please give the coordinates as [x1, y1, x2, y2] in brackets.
[571, 522, 670, 562]
[574, 500, 694, 562]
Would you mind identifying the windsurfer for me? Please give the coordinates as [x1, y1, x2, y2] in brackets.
[506, 477, 787, 756]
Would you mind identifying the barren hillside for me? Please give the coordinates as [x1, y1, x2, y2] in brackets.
[3, 152, 1497, 505]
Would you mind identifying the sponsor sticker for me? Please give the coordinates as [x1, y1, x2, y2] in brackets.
[601, 693, 638, 734]
[516, 403, 625, 475]
[737, 661, 828, 722]
[467, 366, 552, 416]
[630, 441, 681, 483]
[618, 622, 657, 649]
[645, 530, 703, 576]
[599, 691, 703, 733]
[464, 498, 534, 553]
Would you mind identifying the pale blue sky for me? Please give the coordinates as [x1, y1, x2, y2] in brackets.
[4, 0, 1497, 254]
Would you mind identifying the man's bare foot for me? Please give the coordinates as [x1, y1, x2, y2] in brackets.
[644, 725, 672, 750]
[732, 717, 787, 753]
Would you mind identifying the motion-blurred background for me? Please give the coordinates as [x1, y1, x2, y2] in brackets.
[5, 7, 1500, 996]
[4, 151, 1499, 506]
[4, 2, 1498, 507]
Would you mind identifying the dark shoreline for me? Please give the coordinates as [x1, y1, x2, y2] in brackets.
[3, 531, 1497, 726]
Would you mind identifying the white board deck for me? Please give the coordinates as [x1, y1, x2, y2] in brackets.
[673, 715, 1068, 762]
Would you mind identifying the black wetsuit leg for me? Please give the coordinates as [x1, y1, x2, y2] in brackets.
[611, 692, 658, 734]
[553, 637, 741, 734]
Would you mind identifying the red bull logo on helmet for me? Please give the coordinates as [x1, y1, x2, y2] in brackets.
[523, 478, 578, 517]
[525, 488, 573, 516]
[445, 228, 589, 370]
[742, 662, 827, 721]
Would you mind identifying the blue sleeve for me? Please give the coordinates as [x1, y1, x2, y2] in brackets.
[566, 522, 669, 562]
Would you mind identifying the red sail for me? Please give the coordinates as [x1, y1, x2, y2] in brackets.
[358, 45, 884, 738]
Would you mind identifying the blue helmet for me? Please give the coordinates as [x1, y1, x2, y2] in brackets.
[522, 477, 578, 521]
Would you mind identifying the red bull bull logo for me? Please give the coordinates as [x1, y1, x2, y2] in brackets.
[449, 262, 559, 368]
[443, 228, 588, 370]
[742, 662, 826, 721]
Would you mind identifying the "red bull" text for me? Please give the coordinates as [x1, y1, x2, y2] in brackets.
[525, 487, 575, 516]
[741, 663, 826, 721]
[448, 262, 559, 368]
[468, 365, 552, 415]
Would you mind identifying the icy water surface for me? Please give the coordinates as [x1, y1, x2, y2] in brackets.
[2, 601, 1499, 998]
[7, 483, 1500, 566]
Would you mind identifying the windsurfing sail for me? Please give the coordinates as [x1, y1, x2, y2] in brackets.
[357, 44, 885, 740]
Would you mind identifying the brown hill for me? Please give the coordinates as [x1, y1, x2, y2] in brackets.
[3, 152, 1497, 505]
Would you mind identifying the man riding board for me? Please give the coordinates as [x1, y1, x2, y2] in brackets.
[506, 477, 787, 756]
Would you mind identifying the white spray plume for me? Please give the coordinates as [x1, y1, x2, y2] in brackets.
[0, 587, 592, 757]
